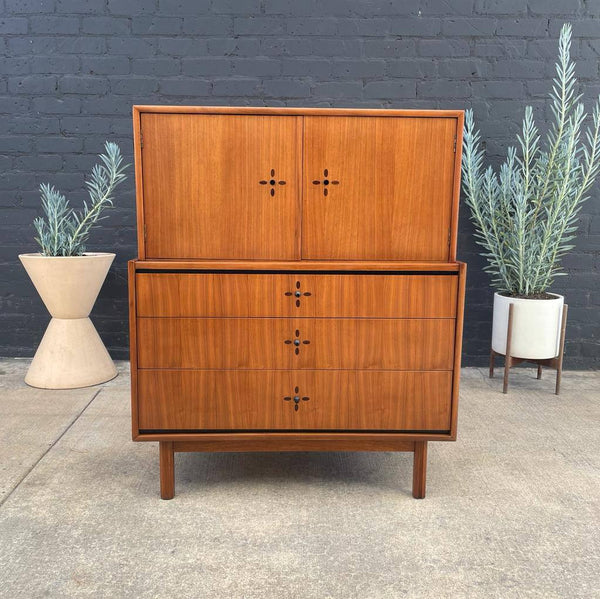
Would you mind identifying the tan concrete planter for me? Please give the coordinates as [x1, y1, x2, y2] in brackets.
[19, 252, 117, 389]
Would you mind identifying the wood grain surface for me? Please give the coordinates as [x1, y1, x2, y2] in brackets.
[136, 273, 458, 318]
[140, 113, 301, 259]
[169, 438, 417, 452]
[138, 370, 452, 431]
[412, 440, 428, 498]
[134, 106, 464, 117]
[133, 260, 462, 271]
[128, 261, 140, 437]
[136, 317, 456, 370]
[302, 116, 457, 260]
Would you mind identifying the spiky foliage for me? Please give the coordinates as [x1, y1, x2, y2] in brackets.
[462, 23, 600, 296]
[33, 142, 128, 256]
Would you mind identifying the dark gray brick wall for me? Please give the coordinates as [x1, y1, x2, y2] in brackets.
[1, 0, 599, 367]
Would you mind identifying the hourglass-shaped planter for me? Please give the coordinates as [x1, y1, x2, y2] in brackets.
[19, 253, 117, 389]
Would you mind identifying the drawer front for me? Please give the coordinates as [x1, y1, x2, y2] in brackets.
[137, 317, 455, 370]
[138, 370, 453, 431]
[136, 273, 458, 318]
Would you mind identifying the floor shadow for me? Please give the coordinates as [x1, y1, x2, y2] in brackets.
[176, 450, 413, 494]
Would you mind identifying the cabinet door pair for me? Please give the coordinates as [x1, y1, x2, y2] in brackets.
[140, 114, 457, 261]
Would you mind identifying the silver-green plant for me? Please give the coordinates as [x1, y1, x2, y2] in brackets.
[462, 23, 600, 297]
[33, 141, 128, 256]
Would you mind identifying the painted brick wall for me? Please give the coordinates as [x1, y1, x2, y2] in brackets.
[1, 0, 599, 366]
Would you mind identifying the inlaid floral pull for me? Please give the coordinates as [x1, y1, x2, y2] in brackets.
[284, 280, 312, 307]
[284, 329, 310, 355]
[283, 386, 310, 411]
[312, 168, 340, 197]
[259, 168, 286, 196]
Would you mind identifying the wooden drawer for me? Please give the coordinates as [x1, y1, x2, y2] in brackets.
[136, 272, 458, 318]
[137, 370, 453, 431]
[136, 317, 455, 370]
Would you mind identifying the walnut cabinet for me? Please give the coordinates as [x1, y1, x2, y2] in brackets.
[129, 106, 466, 499]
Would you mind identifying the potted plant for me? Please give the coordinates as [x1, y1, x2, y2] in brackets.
[462, 23, 600, 390]
[19, 141, 128, 389]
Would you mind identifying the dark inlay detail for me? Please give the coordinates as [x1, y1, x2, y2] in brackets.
[259, 169, 286, 196]
[312, 169, 340, 196]
[283, 387, 310, 411]
[284, 329, 310, 355]
[285, 280, 312, 307]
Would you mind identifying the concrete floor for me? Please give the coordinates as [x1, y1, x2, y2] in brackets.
[0, 359, 598, 598]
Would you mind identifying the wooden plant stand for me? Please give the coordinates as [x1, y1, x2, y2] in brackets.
[489, 303, 568, 394]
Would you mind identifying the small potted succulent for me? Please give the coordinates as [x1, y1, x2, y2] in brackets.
[19, 142, 128, 389]
[462, 24, 600, 369]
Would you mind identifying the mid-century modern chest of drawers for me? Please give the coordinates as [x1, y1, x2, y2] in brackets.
[129, 106, 466, 499]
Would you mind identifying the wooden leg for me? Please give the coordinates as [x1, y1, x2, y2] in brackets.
[489, 349, 495, 378]
[503, 303, 514, 394]
[412, 441, 428, 499]
[555, 304, 568, 395]
[159, 441, 175, 500]
[537, 364, 542, 379]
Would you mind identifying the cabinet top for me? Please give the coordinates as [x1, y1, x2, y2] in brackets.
[133, 105, 464, 119]
[133, 107, 464, 262]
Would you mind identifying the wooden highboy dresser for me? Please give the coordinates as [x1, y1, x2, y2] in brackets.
[129, 106, 466, 500]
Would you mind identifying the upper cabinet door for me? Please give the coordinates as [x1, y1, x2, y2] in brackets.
[141, 113, 301, 259]
[302, 116, 457, 260]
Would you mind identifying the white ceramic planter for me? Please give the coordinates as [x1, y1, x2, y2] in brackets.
[19, 252, 117, 389]
[491, 292, 564, 360]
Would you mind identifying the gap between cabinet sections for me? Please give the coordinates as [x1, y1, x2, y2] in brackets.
[135, 316, 458, 320]
[136, 368, 456, 372]
[297, 115, 304, 260]
[135, 269, 459, 275]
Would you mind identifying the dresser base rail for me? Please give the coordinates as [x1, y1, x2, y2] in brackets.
[157, 439, 428, 500]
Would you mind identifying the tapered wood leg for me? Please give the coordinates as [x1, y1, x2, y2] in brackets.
[503, 356, 510, 394]
[412, 441, 428, 499]
[159, 441, 175, 500]
[489, 349, 495, 378]
[503, 303, 514, 394]
[555, 304, 568, 395]
[537, 364, 542, 379]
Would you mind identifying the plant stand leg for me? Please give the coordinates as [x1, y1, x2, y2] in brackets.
[555, 304, 568, 395]
[537, 364, 543, 379]
[489, 349, 495, 378]
[412, 441, 428, 499]
[503, 303, 514, 394]
[159, 442, 175, 500]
